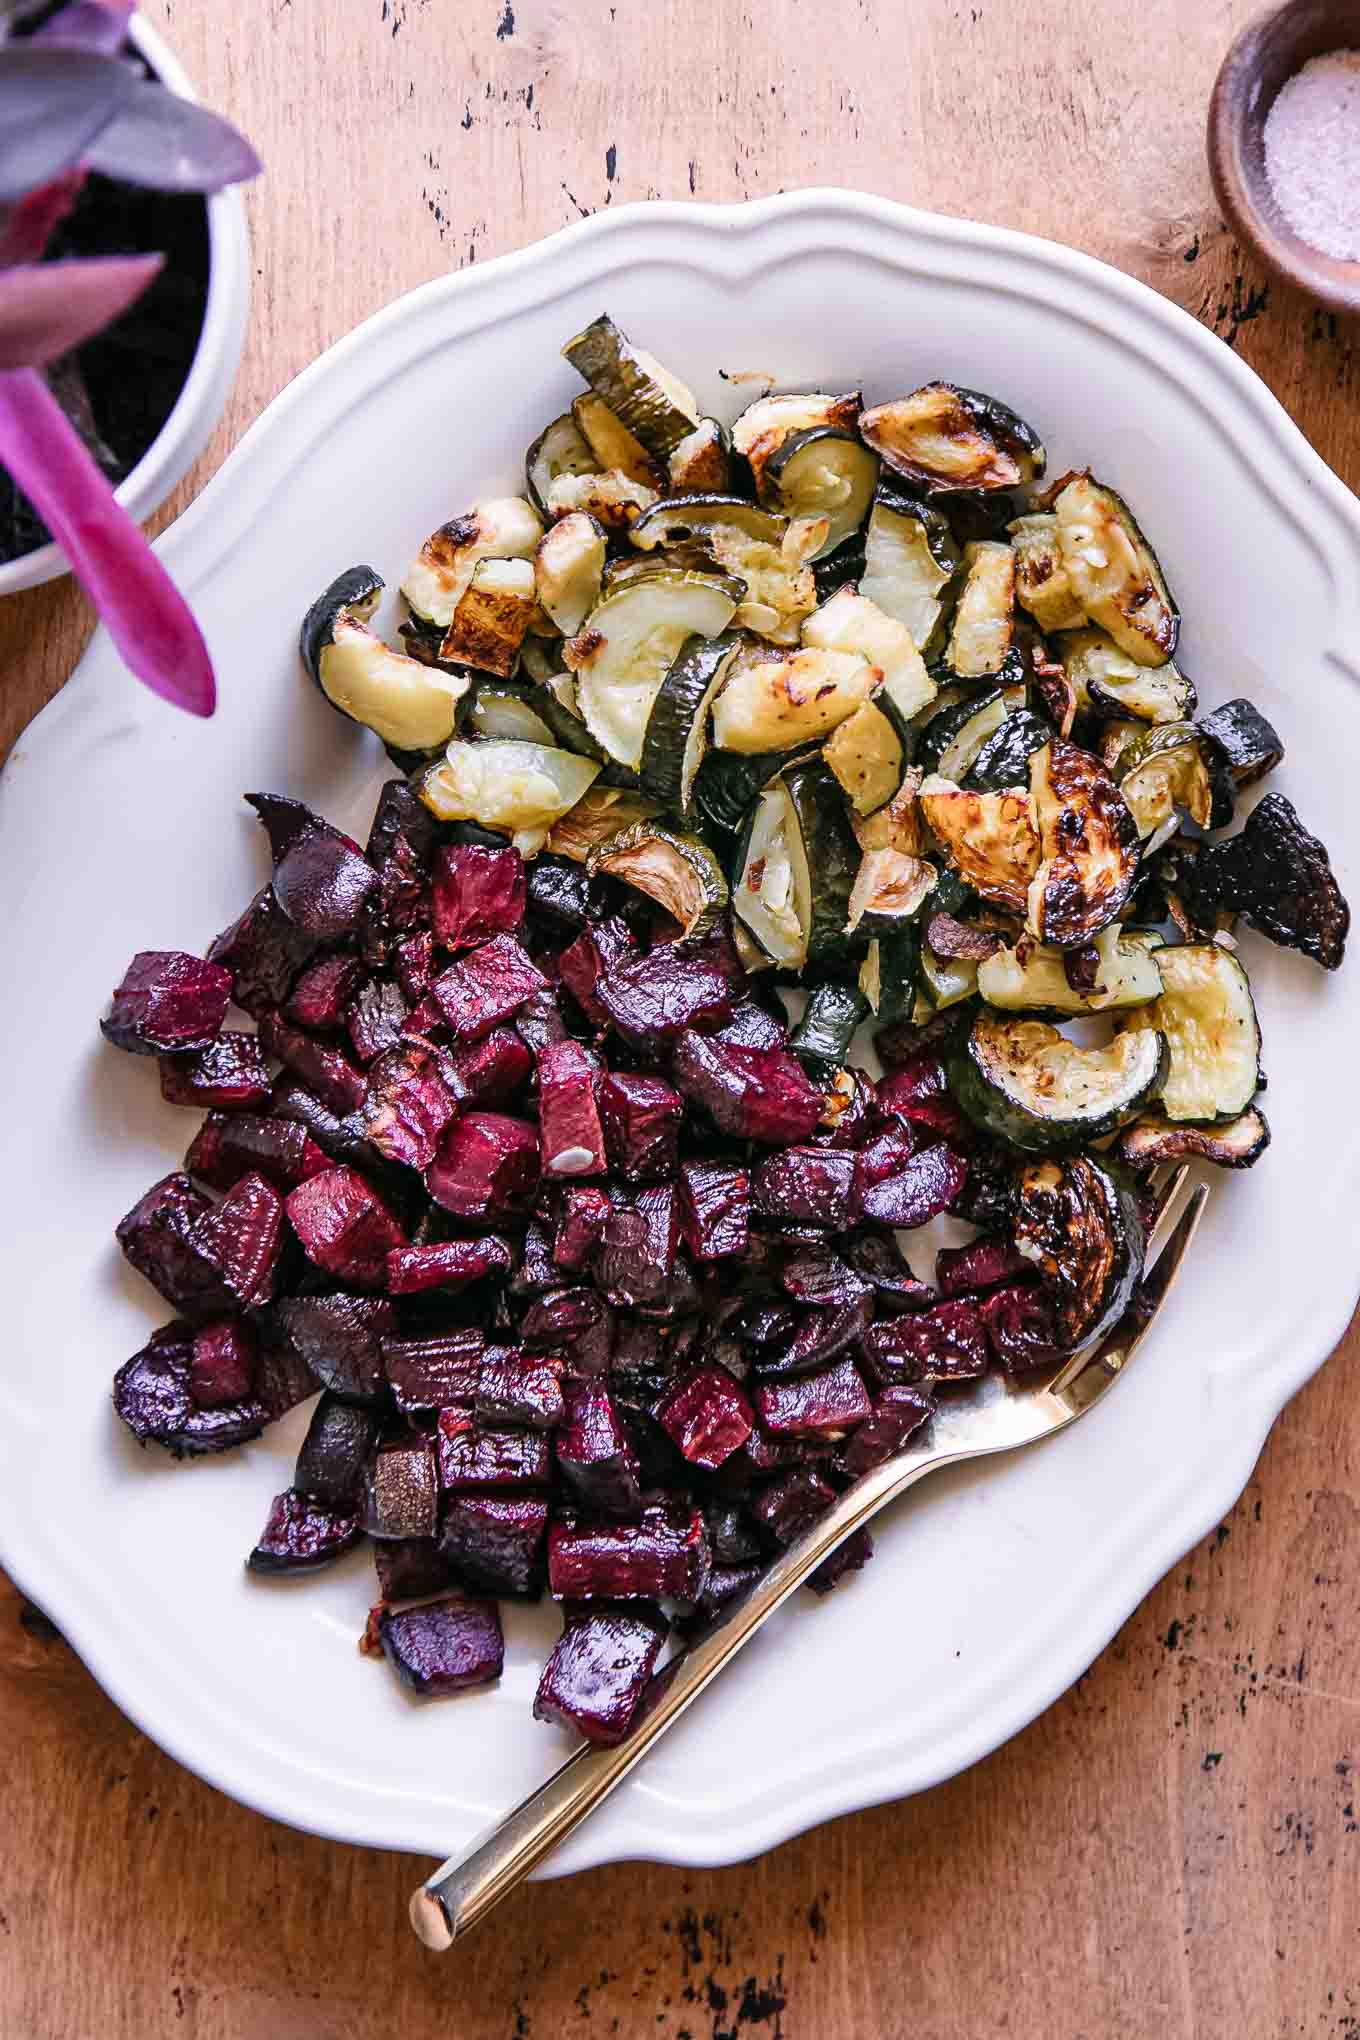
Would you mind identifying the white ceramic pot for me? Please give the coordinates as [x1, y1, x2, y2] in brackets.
[0, 14, 250, 597]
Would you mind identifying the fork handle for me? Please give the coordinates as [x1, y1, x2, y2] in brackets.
[409, 1448, 935, 1949]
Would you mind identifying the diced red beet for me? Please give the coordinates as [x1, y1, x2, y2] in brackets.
[373, 1537, 456, 1601]
[853, 1122, 918, 1200]
[979, 1283, 1064, 1371]
[246, 1487, 364, 1572]
[547, 1500, 710, 1603]
[477, 1349, 565, 1429]
[704, 1497, 763, 1564]
[208, 885, 317, 1017]
[260, 1013, 368, 1118]
[597, 946, 734, 1045]
[283, 953, 366, 1031]
[514, 987, 569, 1056]
[553, 1186, 613, 1271]
[733, 1300, 799, 1349]
[936, 1237, 1035, 1298]
[396, 930, 435, 1003]
[555, 1379, 642, 1515]
[189, 1171, 286, 1311]
[386, 1235, 513, 1296]
[520, 1286, 614, 1371]
[654, 1366, 754, 1469]
[277, 1291, 395, 1402]
[949, 1134, 1019, 1231]
[751, 1467, 836, 1545]
[246, 790, 361, 863]
[834, 1386, 935, 1478]
[437, 1410, 552, 1489]
[285, 1165, 407, 1287]
[671, 1031, 824, 1145]
[842, 1230, 936, 1314]
[779, 1243, 870, 1310]
[557, 915, 637, 1025]
[382, 1328, 483, 1412]
[877, 1054, 967, 1140]
[678, 1159, 750, 1261]
[593, 1203, 672, 1313]
[857, 1144, 969, 1228]
[430, 933, 547, 1042]
[244, 792, 378, 941]
[113, 1320, 266, 1454]
[680, 1561, 763, 1632]
[254, 1311, 323, 1419]
[438, 1026, 534, 1108]
[511, 1219, 557, 1299]
[737, 1423, 836, 1475]
[537, 1039, 607, 1178]
[599, 1071, 684, 1182]
[347, 979, 411, 1065]
[102, 949, 232, 1057]
[862, 1298, 989, 1384]
[116, 1171, 221, 1315]
[707, 997, 787, 1051]
[188, 1318, 257, 1408]
[359, 1043, 457, 1169]
[812, 1068, 877, 1148]
[430, 843, 526, 951]
[757, 1295, 872, 1379]
[754, 1355, 872, 1436]
[426, 1112, 540, 1219]
[185, 1111, 328, 1193]
[368, 1435, 439, 1539]
[533, 1602, 668, 1744]
[364, 779, 438, 937]
[158, 1032, 272, 1113]
[753, 1146, 855, 1230]
[439, 1492, 549, 1596]
[808, 1527, 875, 1596]
[377, 1595, 504, 1694]
[294, 1392, 380, 1509]
[401, 991, 448, 1043]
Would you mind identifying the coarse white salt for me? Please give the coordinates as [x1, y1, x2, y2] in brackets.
[1264, 49, 1360, 262]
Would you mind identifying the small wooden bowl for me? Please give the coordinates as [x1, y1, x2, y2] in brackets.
[1208, 0, 1360, 313]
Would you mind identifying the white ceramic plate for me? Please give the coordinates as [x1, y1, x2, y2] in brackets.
[2, 191, 1358, 1877]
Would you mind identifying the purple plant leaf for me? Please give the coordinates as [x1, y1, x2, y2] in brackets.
[0, 48, 134, 201]
[30, 0, 131, 54]
[85, 82, 262, 193]
[0, 367, 215, 715]
[0, 254, 160, 369]
[0, 168, 84, 267]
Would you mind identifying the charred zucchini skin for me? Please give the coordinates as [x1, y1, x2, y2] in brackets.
[966, 709, 1052, 791]
[783, 759, 861, 966]
[917, 688, 1005, 777]
[638, 630, 743, 817]
[1197, 697, 1285, 789]
[1118, 1106, 1271, 1171]
[300, 565, 384, 688]
[789, 977, 869, 1078]
[1013, 1151, 1145, 1349]
[948, 1010, 1168, 1152]
[696, 745, 809, 838]
[813, 534, 868, 602]
[860, 923, 922, 1024]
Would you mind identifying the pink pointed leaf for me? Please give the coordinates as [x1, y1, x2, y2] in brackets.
[0, 49, 134, 202]
[30, 0, 132, 54]
[0, 255, 160, 370]
[85, 84, 262, 192]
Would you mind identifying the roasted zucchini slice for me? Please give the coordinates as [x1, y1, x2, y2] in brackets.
[950, 1011, 1167, 1153]
[732, 759, 858, 968]
[629, 494, 817, 643]
[763, 420, 878, 555]
[1114, 721, 1221, 847]
[534, 512, 607, 637]
[919, 775, 1040, 914]
[1117, 1106, 1271, 1171]
[589, 821, 729, 939]
[421, 739, 601, 854]
[1114, 940, 1261, 1123]
[526, 413, 597, 518]
[801, 585, 938, 730]
[851, 768, 929, 858]
[813, 533, 868, 603]
[945, 540, 1015, 678]
[1056, 626, 1195, 724]
[300, 566, 469, 752]
[438, 557, 537, 675]
[966, 708, 1053, 792]
[1053, 473, 1178, 667]
[545, 784, 659, 862]
[571, 391, 664, 489]
[562, 313, 701, 459]
[789, 977, 869, 1078]
[563, 569, 742, 769]
[401, 498, 543, 630]
[823, 702, 905, 815]
[845, 846, 937, 936]
[859, 382, 1045, 495]
[858, 925, 923, 1023]
[692, 743, 813, 837]
[1027, 739, 1140, 947]
[1013, 1151, 1146, 1347]
[1008, 512, 1087, 632]
[919, 945, 979, 1011]
[668, 418, 731, 495]
[1197, 697, 1284, 788]
[638, 630, 744, 817]
[917, 688, 1009, 780]
[465, 676, 558, 746]
[977, 923, 1164, 1014]
[858, 477, 962, 654]
[545, 470, 659, 531]
[711, 643, 878, 754]
[732, 391, 862, 489]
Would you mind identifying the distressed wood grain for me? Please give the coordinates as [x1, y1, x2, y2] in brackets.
[3, 2, 1359, 2034]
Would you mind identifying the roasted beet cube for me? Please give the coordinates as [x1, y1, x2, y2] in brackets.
[439, 1492, 549, 1596]
[253, 1311, 323, 1419]
[436, 1410, 551, 1489]
[757, 1295, 872, 1379]
[753, 1146, 855, 1230]
[533, 1602, 668, 1745]
[396, 930, 435, 1003]
[247, 1488, 364, 1572]
[426, 1112, 540, 1219]
[158, 1031, 273, 1113]
[430, 843, 526, 951]
[430, 933, 547, 1042]
[863, 1298, 989, 1385]
[208, 885, 316, 1018]
[834, 1386, 935, 1478]
[672, 1032, 823, 1145]
[260, 1013, 368, 1118]
[514, 986, 569, 1056]
[368, 1435, 439, 1539]
[520, 1285, 614, 1372]
[733, 1300, 799, 1349]
[599, 1071, 683, 1182]
[557, 916, 637, 1025]
[359, 1043, 456, 1170]
[382, 1329, 483, 1412]
[556, 1379, 642, 1515]
[597, 946, 733, 1045]
[708, 998, 787, 1051]
[246, 790, 359, 863]
[537, 1040, 606, 1178]
[189, 1170, 286, 1310]
[262, 820, 378, 942]
[401, 991, 448, 1043]
[740, 1424, 836, 1475]
[377, 1595, 504, 1695]
[386, 1235, 513, 1295]
[102, 949, 232, 1056]
[679, 1562, 763, 1633]
[751, 1467, 836, 1545]
[373, 1537, 456, 1602]
[285, 1165, 406, 1287]
[365, 779, 438, 936]
[347, 979, 411, 1065]
[553, 1186, 613, 1271]
[852, 1122, 917, 1198]
[779, 1243, 870, 1309]
[511, 1218, 557, 1298]
[294, 1392, 381, 1509]
[704, 1497, 763, 1564]
[188, 1318, 257, 1408]
[842, 1230, 936, 1314]
[949, 1134, 1019, 1232]
[877, 1054, 967, 1140]
[277, 1291, 395, 1401]
[113, 1320, 266, 1455]
[677, 1159, 750, 1261]
[936, 1237, 1034, 1298]
[654, 1366, 754, 1470]
[754, 1356, 872, 1436]
[593, 1204, 672, 1313]
[809, 1528, 874, 1596]
[283, 953, 365, 1032]
[438, 1026, 534, 1108]
[185, 1111, 328, 1193]
[547, 1500, 710, 1603]
[116, 1171, 220, 1314]
[980, 1283, 1063, 1371]
[477, 1349, 565, 1429]
[857, 1144, 969, 1228]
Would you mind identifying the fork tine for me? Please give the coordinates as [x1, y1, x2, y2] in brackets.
[1048, 1180, 1209, 1407]
[1145, 1162, 1192, 1257]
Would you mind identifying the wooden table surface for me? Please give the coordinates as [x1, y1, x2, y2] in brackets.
[5, 2, 1360, 2033]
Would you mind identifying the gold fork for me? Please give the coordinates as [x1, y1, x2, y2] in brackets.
[411, 1168, 1207, 1949]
